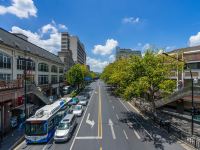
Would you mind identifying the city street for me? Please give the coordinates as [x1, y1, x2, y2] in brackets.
[15, 80, 185, 150]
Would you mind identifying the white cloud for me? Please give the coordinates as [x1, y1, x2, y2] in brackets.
[166, 46, 176, 51]
[189, 32, 200, 47]
[142, 43, 151, 51]
[41, 23, 58, 34]
[11, 21, 68, 54]
[122, 17, 140, 24]
[86, 57, 109, 72]
[58, 24, 68, 30]
[0, 0, 37, 18]
[93, 39, 118, 55]
[109, 54, 115, 63]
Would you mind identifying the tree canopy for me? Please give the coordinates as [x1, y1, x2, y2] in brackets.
[101, 50, 183, 110]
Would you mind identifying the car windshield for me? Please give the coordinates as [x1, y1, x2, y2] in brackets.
[57, 122, 70, 130]
[80, 98, 86, 101]
[73, 105, 81, 110]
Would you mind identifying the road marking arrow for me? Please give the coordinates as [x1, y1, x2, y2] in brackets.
[86, 113, 95, 128]
[109, 118, 116, 139]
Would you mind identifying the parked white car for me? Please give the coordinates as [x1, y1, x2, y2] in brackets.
[72, 105, 83, 117]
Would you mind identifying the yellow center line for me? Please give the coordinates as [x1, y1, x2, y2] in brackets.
[98, 85, 102, 138]
[98, 83, 103, 150]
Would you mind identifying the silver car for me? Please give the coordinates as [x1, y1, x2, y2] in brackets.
[54, 114, 76, 142]
[78, 96, 88, 106]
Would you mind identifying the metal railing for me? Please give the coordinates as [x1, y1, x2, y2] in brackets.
[155, 85, 200, 108]
[0, 79, 23, 91]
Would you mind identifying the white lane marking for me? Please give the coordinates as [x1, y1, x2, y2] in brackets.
[108, 118, 116, 140]
[118, 98, 130, 112]
[86, 113, 95, 128]
[123, 129, 128, 140]
[112, 106, 115, 110]
[116, 114, 119, 120]
[127, 102, 147, 119]
[127, 102, 140, 114]
[133, 129, 141, 139]
[69, 88, 96, 150]
[118, 98, 153, 139]
[13, 140, 26, 150]
[75, 136, 101, 140]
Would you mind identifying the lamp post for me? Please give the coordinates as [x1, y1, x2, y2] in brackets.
[18, 53, 32, 120]
[162, 52, 194, 135]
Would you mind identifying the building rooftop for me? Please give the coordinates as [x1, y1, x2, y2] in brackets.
[168, 45, 200, 54]
[0, 28, 63, 64]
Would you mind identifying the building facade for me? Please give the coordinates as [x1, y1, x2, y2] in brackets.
[164, 45, 200, 111]
[60, 32, 86, 64]
[116, 46, 142, 60]
[58, 32, 74, 72]
[0, 28, 65, 133]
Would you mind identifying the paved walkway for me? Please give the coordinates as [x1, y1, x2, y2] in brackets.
[0, 126, 24, 150]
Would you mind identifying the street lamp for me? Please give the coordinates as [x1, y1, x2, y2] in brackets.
[162, 52, 194, 135]
[18, 53, 32, 120]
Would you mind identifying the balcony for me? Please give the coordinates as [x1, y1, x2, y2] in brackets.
[0, 79, 23, 91]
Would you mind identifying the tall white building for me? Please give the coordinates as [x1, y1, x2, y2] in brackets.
[60, 32, 86, 64]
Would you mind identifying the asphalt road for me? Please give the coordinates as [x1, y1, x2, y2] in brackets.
[15, 80, 185, 150]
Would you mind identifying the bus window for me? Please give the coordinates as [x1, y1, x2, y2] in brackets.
[25, 121, 47, 136]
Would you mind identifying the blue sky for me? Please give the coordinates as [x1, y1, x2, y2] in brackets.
[1, 0, 200, 72]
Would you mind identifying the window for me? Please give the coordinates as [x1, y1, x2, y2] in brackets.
[59, 75, 63, 82]
[17, 59, 35, 70]
[0, 52, 11, 69]
[25, 122, 47, 136]
[186, 62, 200, 69]
[59, 68, 64, 73]
[38, 63, 49, 72]
[38, 75, 48, 85]
[0, 74, 11, 81]
[51, 65, 58, 73]
[51, 75, 58, 84]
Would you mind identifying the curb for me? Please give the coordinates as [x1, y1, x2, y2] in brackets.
[10, 136, 25, 150]
[127, 102, 197, 150]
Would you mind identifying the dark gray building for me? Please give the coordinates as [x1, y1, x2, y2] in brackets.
[116, 46, 141, 60]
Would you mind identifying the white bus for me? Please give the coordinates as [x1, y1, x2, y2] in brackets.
[25, 97, 71, 144]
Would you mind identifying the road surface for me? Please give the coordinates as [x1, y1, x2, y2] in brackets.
[15, 80, 185, 150]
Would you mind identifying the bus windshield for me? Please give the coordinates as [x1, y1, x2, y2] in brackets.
[25, 121, 47, 136]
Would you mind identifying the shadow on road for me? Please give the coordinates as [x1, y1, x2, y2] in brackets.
[104, 84, 180, 150]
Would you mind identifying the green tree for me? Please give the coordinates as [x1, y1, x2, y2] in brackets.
[101, 49, 183, 112]
[66, 64, 84, 90]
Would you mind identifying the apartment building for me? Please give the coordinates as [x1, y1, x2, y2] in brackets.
[0, 28, 65, 133]
[116, 46, 142, 60]
[60, 32, 86, 65]
[58, 32, 74, 72]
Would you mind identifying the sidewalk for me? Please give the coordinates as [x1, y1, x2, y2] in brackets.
[0, 127, 24, 150]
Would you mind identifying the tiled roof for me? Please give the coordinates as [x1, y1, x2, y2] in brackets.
[0, 28, 63, 64]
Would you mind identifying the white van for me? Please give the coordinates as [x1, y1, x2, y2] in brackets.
[54, 114, 77, 142]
